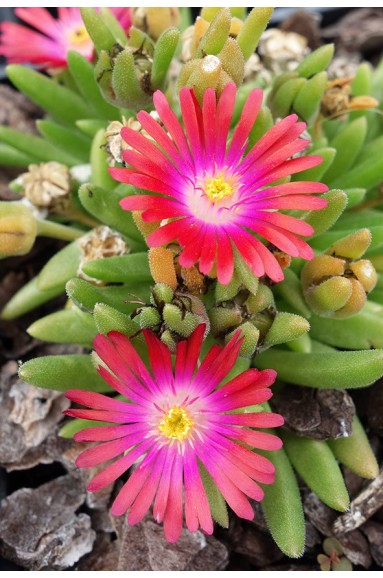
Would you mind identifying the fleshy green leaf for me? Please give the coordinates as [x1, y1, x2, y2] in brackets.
[282, 431, 349, 512]
[255, 348, 383, 389]
[19, 354, 111, 392]
[328, 415, 379, 479]
[27, 307, 97, 345]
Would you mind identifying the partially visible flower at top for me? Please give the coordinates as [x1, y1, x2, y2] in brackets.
[111, 83, 328, 285]
[0, 7, 131, 70]
[64, 325, 283, 542]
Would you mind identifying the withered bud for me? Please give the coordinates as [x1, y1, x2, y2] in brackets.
[105, 112, 162, 166]
[20, 162, 71, 213]
[77, 226, 129, 284]
[258, 28, 310, 74]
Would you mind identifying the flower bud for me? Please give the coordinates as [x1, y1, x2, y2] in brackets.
[209, 305, 242, 336]
[0, 201, 37, 259]
[162, 303, 199, 338]
[138, 306, 162, 329]
[301, 230, 377, 318]
[148, 247, 178, 291]
[131, 7, 180, 41]
[150, 283, 174, 306]
[244, 284, 275, 314]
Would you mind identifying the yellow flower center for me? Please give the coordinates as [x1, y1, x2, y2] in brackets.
[158, 406, 194, 442]
[205, 177, 234, 202]
[68, 25, 90, 46]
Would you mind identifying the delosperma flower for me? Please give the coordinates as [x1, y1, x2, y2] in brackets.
[0, 7, 131, 69]
[111, 83, 329, 285]
[64, 325, 284, 542]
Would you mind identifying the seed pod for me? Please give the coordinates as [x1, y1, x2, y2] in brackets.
[0, 201, 37, 259]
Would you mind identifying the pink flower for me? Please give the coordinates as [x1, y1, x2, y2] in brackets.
[111, 84, 328, 284]
[65, 325, 283, 542]
[0, 7, 131, 69]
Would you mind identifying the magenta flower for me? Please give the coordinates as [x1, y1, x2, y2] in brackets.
[111, 84, 328, 284]
[65, 325, 283, 542]
[0, 7, 131, 69]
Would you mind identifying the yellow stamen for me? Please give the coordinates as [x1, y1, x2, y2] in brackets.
[68, 25, 90, 45]
[205, 177, 234, 202]
[158, 406, 194, 442]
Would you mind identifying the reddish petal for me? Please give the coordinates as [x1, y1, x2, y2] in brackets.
[216, 229, 234, 285]
[137, 110, 193, 177]
[175, 324, 205, 384]
[88, 438, 153, 492]
[203, 88, 217, 166]
[153, 90, 194, 168]
[128, 449, 166, 525]
[65, 389, 129, 412]
[184, 447, 213, 534]
[111, 448, 157, 516]
[226, 88, 263, 168]
[153, 448, 176, 524]
[222, 412, 284, 428]
[215, 83, 236, 167]
[143, 330, 174, 393]
[180, 88, 204, 172]
[163, 451, 184, 543]
[74, 424, 136, 442]
[198, 227, 217, 276]
[195, 444, 254, 519]
[76, 434, 144, 468]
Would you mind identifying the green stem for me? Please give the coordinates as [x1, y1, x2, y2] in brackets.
[36, 219, 84, 241]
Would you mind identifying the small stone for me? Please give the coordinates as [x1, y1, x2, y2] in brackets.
[0, 362, 70, 469]
[343, 466, 365, 499]
[335, 530, 372, 569]
[361, 521, 383, 567]
[367, 380, 383, 434]
[271, 385, 355, 439]
[115, 514, 212, 572]
[303, 491, 337, 536]
[0, 475, 94, 570]
[220, 517, 283, 567]
[186, 536, 228, 571]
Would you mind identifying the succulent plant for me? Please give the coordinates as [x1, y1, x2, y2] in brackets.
[0, 5, 382, 560]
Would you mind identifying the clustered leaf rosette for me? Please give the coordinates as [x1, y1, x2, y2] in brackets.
[64, 325, 283, 542]
[0, 7, 131, 69]
[111, 82, 328, 285]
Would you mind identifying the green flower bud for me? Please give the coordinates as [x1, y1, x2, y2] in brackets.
[95, 24, 178, 110]
[0, 201, 37, 258]
[150, 283, 174, 306]
[244, 284, 275, 314]
[138, 306, 162, 329]
[264, 312, 310, 347]
[160, 329, 177, 352]
[162, 303, 199, 337]
[209, 305, 242, 336]
[225, 321, 259, 358]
